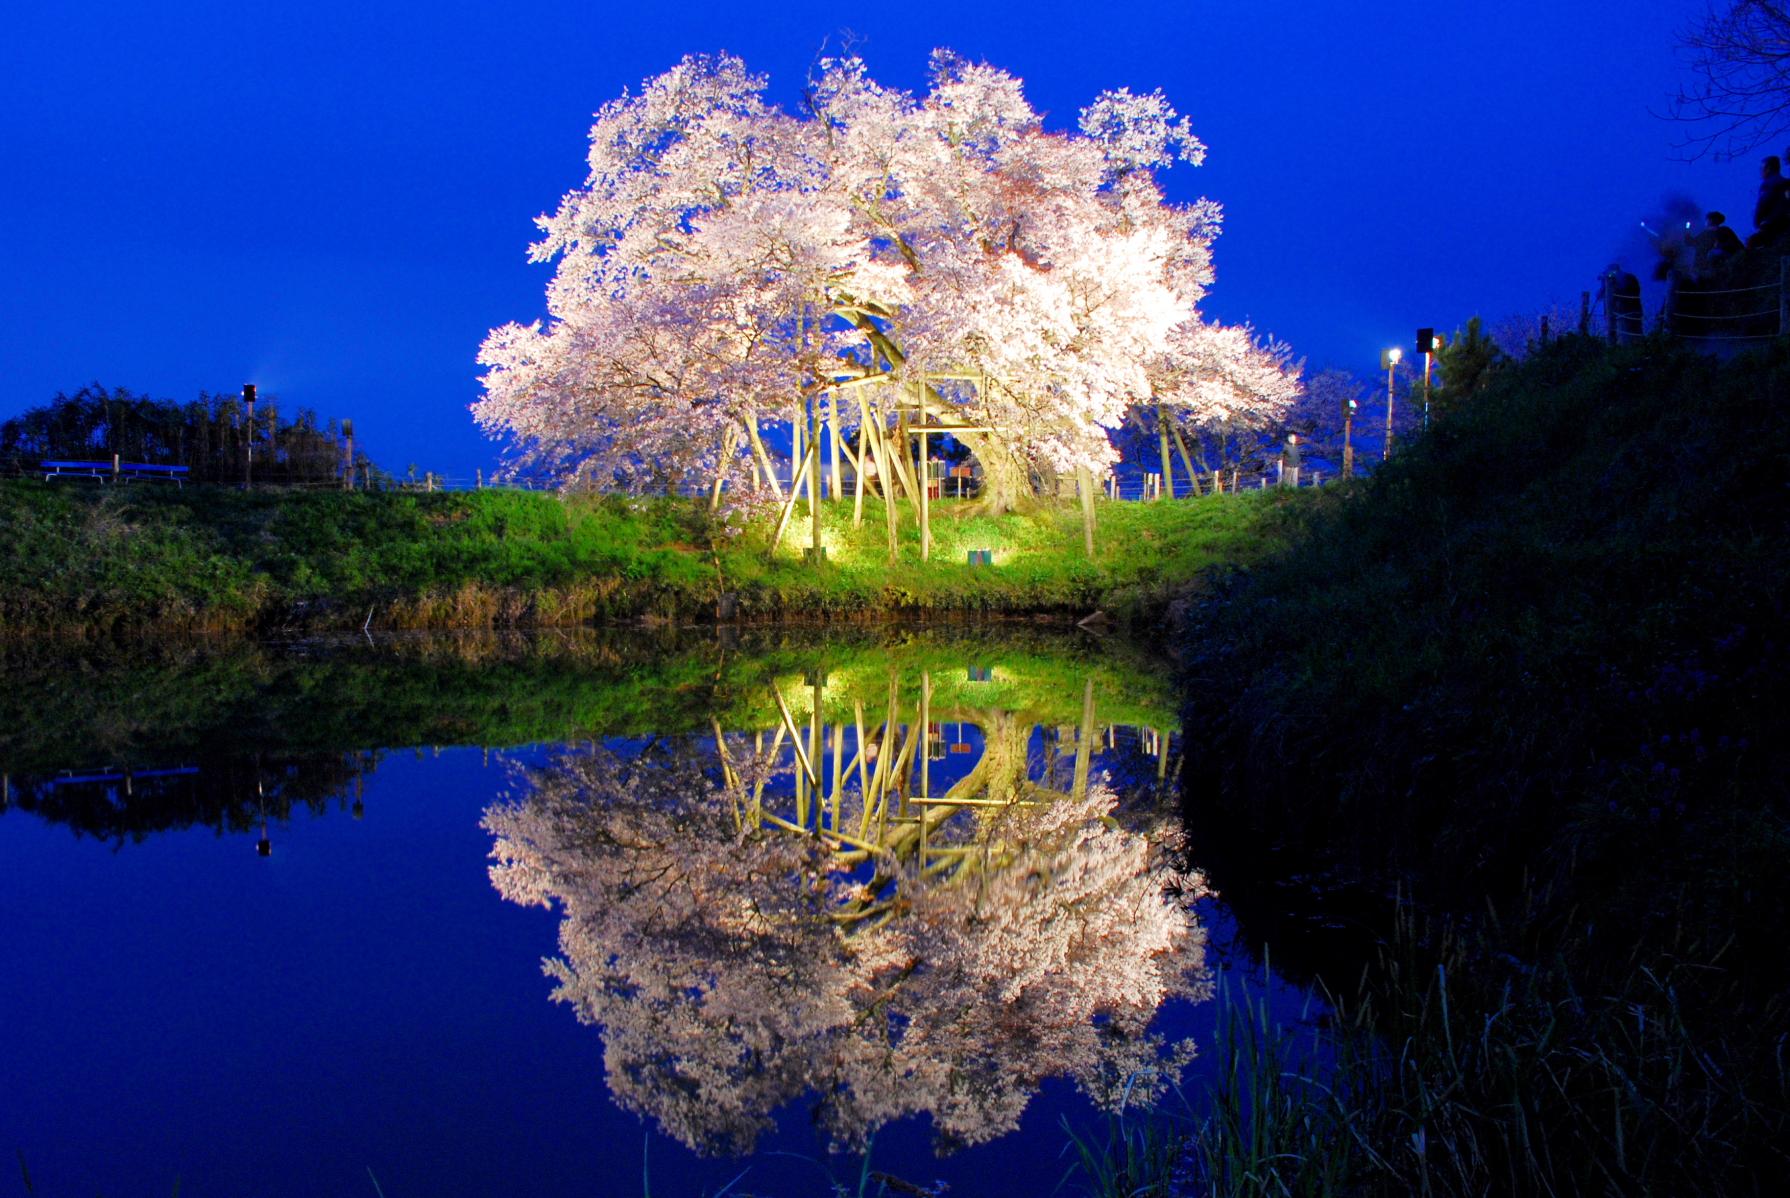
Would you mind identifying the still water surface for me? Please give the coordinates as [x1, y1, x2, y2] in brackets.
[0, 629, 1301, 1196]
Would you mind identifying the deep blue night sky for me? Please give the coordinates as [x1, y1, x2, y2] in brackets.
[0, 0, 1766, 478]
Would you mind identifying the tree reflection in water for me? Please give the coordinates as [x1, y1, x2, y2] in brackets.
[483, 670, 1209, 1156]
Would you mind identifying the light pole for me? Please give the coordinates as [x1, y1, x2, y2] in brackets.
[1416, 328, 1441, 432]
[1342, 397, 1358, 478]
[1381, 347, 1402, 460]
[243, 383, 256, 489]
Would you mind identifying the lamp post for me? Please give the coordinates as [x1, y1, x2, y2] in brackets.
[1416, 328, 1441, 432]
[242, 383, 256, 489]
[1342, 397, 1357, 478]
[1381, 348, 1402, 460]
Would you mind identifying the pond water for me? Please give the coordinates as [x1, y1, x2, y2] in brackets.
[0, 628, 1308, 1196]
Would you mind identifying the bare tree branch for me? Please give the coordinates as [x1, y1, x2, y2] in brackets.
[1667, 1, 1790, 159]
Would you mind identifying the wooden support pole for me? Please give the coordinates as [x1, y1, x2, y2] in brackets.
[1076, 466, 1096, 559]
[766, 440, 815, 556]
[744, 414, 782, 500]
[708, 425, 737, 511]
[808, 397, 823, 559]
[792, 409, 803, 501]
[855, 393, 900, 564]
[917, 426, 930, 562]
[1155, 404, 1174, 500]
[827, 394, 842, 502]
[1169, 422, 1199, 495]
[851, 428, 866, 529]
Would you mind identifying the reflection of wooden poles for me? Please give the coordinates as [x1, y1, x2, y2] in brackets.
[920, 671, 932, 801]
[771, 687, 819, 788]
[1073, 679, 1095, 800]
[808, 673, 823, 830]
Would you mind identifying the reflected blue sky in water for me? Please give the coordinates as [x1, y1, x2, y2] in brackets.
[2, 714, 1309, 1195]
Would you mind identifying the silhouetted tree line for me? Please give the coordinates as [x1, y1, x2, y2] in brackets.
[0, 383, 375, 485]
[3, 750, 377, 845]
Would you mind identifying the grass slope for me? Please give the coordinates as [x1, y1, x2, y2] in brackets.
[0, 481, 1299, 634]
[1175, 335, 1790, 1194]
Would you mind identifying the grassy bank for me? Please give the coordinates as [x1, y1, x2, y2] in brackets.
[1163, 336, 1790, 1194]
[0, 479, 1299, 634]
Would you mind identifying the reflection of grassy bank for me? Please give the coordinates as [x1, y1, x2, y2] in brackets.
[0, 481, 1299, 634]
[0, 626, 1179, 777]
[1162, 338, 1790, 1193]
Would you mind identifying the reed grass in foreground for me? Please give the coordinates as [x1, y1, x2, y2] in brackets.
[1062, 903, 1790, 1197]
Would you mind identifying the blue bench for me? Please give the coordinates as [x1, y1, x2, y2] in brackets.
[42, 460, 189, 487]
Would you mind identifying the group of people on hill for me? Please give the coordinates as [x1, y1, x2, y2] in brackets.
[1602, 152, 1790, 342]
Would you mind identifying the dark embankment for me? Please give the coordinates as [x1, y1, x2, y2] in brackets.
[0, 480, 1298, 634]
[1179, 337, 1789, 1194]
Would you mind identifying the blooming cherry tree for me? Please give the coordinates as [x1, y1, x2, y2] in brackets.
[475, 51, 1297, 546]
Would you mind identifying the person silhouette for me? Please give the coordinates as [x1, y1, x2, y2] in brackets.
[1747, 156, 1790, 249]
[1602, 265, 1643, 342]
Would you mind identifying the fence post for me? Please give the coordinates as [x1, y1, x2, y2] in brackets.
[1780, 259, 1788, 337]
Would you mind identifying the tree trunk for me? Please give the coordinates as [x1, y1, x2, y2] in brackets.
[953, 430, 1035, 516]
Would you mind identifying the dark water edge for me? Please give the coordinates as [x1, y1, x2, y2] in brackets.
[0, 627, 1321, 1197]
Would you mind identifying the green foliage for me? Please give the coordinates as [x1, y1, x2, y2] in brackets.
[1429, 315, 1505, 417]
[0, 383, 372, 485]
[0, 481, 1302, 634]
